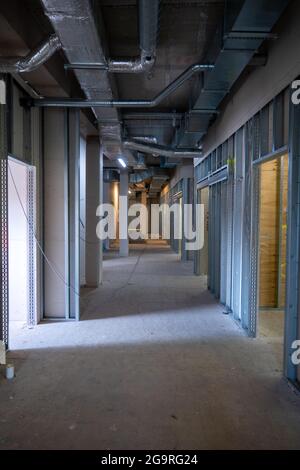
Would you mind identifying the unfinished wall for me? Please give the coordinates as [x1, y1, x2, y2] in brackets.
[198, 0, 298, 161]
[259, 159, 280, 308]
[8, 159, 28, 322]
[80, 136, 86, 286]
[279, 154, 288, 307]
[199, 187, 209, 275]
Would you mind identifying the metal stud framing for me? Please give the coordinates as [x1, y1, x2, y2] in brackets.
[27, 166, 36, 327]
[284, 91, 300, 381]
[248, 163, 260, 337]
[0, 78, 9, 347]
[231, 128, 244, 320]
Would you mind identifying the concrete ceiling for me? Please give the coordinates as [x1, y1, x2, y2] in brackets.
[0, 0, 291, 164]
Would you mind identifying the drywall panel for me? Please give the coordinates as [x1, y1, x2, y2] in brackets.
[44, 109, 67, 317]
[80, 136, 86, 286]
[8, 159, 28, 322]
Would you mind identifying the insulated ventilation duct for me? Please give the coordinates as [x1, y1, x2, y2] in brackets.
[0, 35, 61, 73]
[130, 167, 169, 184]
[65, 0, 160, 74]
[123, 140, 202, 159]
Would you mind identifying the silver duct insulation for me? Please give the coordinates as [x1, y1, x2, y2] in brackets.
[108, 50, 155, 74]
[40, 0, 126, 161]
[139, 0, 159, 59]
[65, 0, 160, 73]
[0, 35, 61, 73]
[133, 136, 158, 144]
[95, 0, 160, 73]
[123, 140, 202, 159]
[130, 167, 169, 184]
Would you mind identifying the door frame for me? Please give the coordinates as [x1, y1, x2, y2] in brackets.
[8, 155, 37, 338]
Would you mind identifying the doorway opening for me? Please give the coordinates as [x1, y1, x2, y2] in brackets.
[258, 155, 288, 351]
[8, 157, 36, 347]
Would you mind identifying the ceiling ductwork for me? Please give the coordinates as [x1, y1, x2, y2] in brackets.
[130, 167, 169, 184]
[133, 136, 158, 144]
[0, 34, 61, 73]
[39, 0, 161, 162]
[39, 0, 127, 161]
[26, 63, 214, 109]
[107, 0, 160, 74]
[177, 0, 291, 148]
[148, 174, 169, 198]
[123, 140, 202, 159]
[64, 0, 160, 74]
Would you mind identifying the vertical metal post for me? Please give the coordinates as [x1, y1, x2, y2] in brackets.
[119, 169, 129, 257]
[0, 77, 8, 347]
[85, 137, 101, 287]
[225, 154, 233, 310]
[241, 121, 252, 330]
[194, 186, 200, 275]
[64, 110, 70, 319]
[208, 185, 214, 293]
[248, 163, 260, 337]
[284, 93, 300, 381]
[214, 182, 221, 299]
[232, 128, 244, 320]
[182, 177, 189, 262]
[220, 180, 227, 304]
[27, 166, 36, 327]
[67, 109, 80, 320]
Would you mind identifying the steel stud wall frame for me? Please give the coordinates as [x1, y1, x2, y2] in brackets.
[231, 128, 245, 321]
[0, 76, 8, 347]
[27, 166, 36, 327]
[284, 92, 300, 382]
[194, 86, 291, 346]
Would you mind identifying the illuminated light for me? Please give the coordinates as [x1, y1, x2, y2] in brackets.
[118, 158, 126, 168]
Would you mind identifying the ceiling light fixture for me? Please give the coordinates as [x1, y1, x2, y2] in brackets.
[118, 157, 127, 168]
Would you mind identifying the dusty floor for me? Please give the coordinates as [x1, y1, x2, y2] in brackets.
[1, 241, 300, 450]
[259, 310, 285, 339]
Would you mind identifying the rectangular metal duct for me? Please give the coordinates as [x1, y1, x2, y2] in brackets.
[40, 0, 123, 160]
[178, 0, 291, 148]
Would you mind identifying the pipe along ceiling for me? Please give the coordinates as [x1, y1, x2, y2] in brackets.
[1, 0, 291, 178]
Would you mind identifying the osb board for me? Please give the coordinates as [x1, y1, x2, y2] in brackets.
[259, 159, 280, 307]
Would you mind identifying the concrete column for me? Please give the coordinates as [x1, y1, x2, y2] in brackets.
[43, 108, 80, 319]
[85, 137, 103, 286]
[119, 169, 129, 257]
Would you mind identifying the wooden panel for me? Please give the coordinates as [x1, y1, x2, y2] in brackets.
[259, 159, 280, 307]
[279, 154, 288, 307]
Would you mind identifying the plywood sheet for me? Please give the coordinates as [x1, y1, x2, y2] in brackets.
[259, 159, 280, 307]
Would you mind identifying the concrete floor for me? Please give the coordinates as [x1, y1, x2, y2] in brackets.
[259, 310, 285, 339]
[1, 241, 300, 450]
